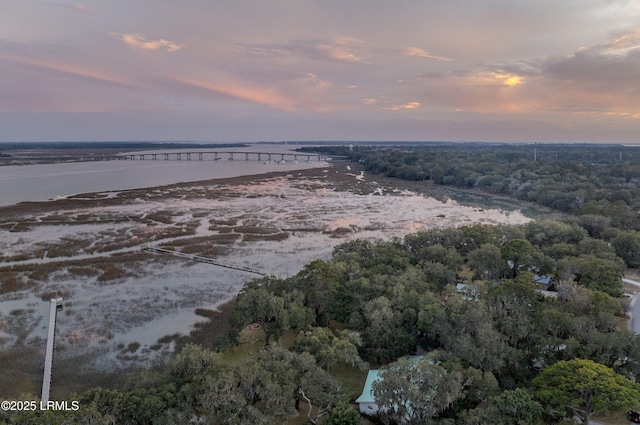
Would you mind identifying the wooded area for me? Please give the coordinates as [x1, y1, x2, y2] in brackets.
[5, 143, 640, 424]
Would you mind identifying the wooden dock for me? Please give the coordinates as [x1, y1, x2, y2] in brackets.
[142, 246, 266, 276]
[41, 297, 62, 403]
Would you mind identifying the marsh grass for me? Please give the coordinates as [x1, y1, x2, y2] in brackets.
[210, 218, 238, 226]
[39, 290, 59, 301]
[51, 349, 143, 399]
[0, 345, 42, 398]
[126, 342, 141, 353]
[0, 273, 36, 295]
[209, 232, 241, 243]
[194, 308, 217, 318]
[145, 211, 175, 224]
[242, 232, 289, 242]
[281, 227, 323, 233]
[234, 225, 280, 234]
[158, 333, 181, 344]
[209, 233, 241, 243]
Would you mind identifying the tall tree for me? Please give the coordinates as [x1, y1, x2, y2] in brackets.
[324, 400, 361, 425]
[533, 358, 640, 425]
[291, 327, 367, 370]
[467, 243, 505, 280]
[372, 358, 466, 425]
[202, 346, 341, 425]
[501, 239, 535, 278]
[560, 254, 625, 297]
[485, 388, 544, 425]
[360, 296, 414, 363]
[232, 284, 314, 344]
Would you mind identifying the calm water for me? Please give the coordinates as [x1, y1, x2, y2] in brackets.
[0, 145, 326, 207]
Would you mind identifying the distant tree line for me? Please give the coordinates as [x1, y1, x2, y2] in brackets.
[302, 144, 640, 268]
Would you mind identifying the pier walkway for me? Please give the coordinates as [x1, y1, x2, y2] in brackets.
[142, 246, 266, 276]
[41, 297, 62, 403]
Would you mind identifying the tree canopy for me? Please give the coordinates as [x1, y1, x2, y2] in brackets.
[372, 357, 466, 425]
[533, 358, 640, 424]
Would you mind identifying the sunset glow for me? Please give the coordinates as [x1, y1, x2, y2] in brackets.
[1, 1, 639, 142]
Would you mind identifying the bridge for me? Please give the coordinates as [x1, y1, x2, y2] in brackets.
[142, 246, 267, 276]
[0, 151, 327, 163]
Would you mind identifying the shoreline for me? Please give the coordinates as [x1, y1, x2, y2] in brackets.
[0, 161, 333, 215]
[0, 161, 535, 399]
[0, 143, 329, 208]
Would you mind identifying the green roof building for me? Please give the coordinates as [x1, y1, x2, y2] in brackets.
[355, 370, 381, 414]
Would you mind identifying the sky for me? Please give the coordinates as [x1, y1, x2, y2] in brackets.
[1, 0, 639, 143]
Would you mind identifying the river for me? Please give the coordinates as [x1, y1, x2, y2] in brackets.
[0, 144, 326, 206]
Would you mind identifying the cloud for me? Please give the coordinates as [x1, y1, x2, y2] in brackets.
[489, 71, 525, 87]
[67, 4, 91, 13]
[165, 71, 340, 113]
[601, 28, 640, 53]
[0, 51, 159, 113]
[383, 101, 420, 111]
[243, 38, 365, 64]
[119, 33, 184, 52]
[396, 29, 640, 117]
[317, 43, 362, 62]
[403, 47, 453, 61]
[540, 31, 640, 113]
[0, 52, 146, 90]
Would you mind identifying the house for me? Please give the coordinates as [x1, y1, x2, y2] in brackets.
[455, 283, 479, 301]
[355, 370, 381, 414]
[533, 274, 551, 285]
[355, 355, 424, 415]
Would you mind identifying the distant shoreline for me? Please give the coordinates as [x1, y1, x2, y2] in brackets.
[0, 146, 330, 207]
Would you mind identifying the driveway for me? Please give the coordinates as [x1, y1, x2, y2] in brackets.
[624, 277, 640, 334]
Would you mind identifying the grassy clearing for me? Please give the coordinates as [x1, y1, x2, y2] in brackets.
[218, 327, 265, 367]
[331, 362, 368, 401]
[592, 412, 633, 425]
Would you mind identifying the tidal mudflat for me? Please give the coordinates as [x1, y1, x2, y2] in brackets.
[0, 162, 531, 397]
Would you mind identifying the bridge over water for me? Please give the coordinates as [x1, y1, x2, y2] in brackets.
[0, 151, 326, 163]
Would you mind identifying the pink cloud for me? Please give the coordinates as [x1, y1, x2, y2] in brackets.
[383, 101, 421, 111]
[119, 33, 184, 52]
[403, 47, 453, 61]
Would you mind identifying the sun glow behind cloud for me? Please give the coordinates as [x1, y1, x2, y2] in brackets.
[493, 72, 524, 87]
